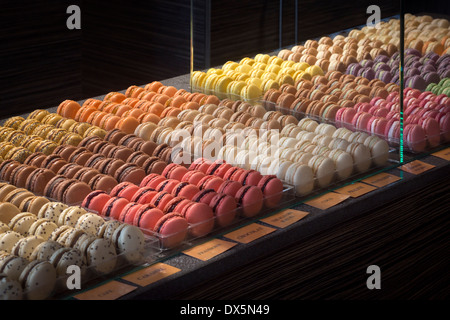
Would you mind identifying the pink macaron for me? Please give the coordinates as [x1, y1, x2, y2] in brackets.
[235, 185, 264, 218]
[153, 212, 189, 249]
[81, 190, 112, 214]
[238, 169, 263, 186]
[101, 196, 130, 219]
[335, 107, 356, 129]
[367, 116, 388, 138]
[352, 111, 372, 132]
[162, 163, 189, 181]
[181, 170, 206, 185]
[109, 181, 140, 201]
[197, 175, 225, 192]
[404, 123, 427, 152]
[209, 193, 237, 227]
[257, 175, 284, 208]
[181, 201, 214, 238]
[140, 173, 166, 189]
[191, 189, 217, 206]
[418, 117, 441, 147]
[171, 182, 201, 200]
[217, 180, 242, 198]
[133, 205, 164, 234]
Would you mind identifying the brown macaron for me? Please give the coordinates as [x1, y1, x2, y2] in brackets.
[114, 163, 146, 185]
[88, 174, 118, 193]
[25, 167, 56, 195]
[9, 164, 38, 188]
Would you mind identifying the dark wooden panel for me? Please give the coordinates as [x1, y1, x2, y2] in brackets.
[0, 0, 82, 117]
[81, 0, 199, 98]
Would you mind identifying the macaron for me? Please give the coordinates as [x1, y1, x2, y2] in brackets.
[130, 187, 158, 205]
[257, 175, 284, 208]
[114, 163, 146, 185]
[83, 237, 118, 274]
[57, 206, 88, 227]
[111, 223, 144, 263]
[181, 170, 207, 186]
[171, 182, 200, 200]
[75, 213, 105, 236]
[191, 189, 217, 206]
[0, 253, 29, 281]
[101, 196, 130, 219]
[139, 173, 166, 189]
[209, 193, 237, 227]
[180, 201, 214, 238]
[19, 260, 56, 300]
[25, 168, 56, 195]
[0, 273, 23, 300]
[153, 213, 189, 249]
[37, 201, 68, 223]
[118, 202, 144, 226]
[235, 185, 264, 218]
[161, 163, 189, 181]
[150, 191, 174, 210]
[49, 247, 84, 277]
[0, 231, 22, 253]
[132, 205, 164, 234]
[82, 190, 112, 214]
[197, 175, 224, 192]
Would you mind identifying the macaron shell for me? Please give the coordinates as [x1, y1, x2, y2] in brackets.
[154, 213, 189, 249]
[112, 224, 144, 263]
[19, 260, 56, 300]
[101, 197, 130, 219]
[209, 193, 237, 227]
[235, 185, 264, 217]
[133, 206, 164, 234]
[181, 202, 214, 237]
[257, 175, 284, 208]
[0, 202, 21, 224]
[86, 238, 117, 274]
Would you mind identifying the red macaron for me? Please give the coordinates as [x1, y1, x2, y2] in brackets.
[81, 190, 112, 214]
[209, 193, 237, 227]
[101, 196, 130, 219]
[257, 175, 284, 208]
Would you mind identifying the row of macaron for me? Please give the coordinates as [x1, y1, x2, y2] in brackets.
[263, 71, 398, 114]
[277, 36, 397, 75]
[0, 149, 164, 203]
[346, 51, 450, 90]
[3, 110, 106, 146]
[0, 118, 104, 161]
[0, 197, 146, 299]
[56, 82, 223, 135]
[262, 72, 450, 148]
[80, 159, 284, 247]
[214, 124, 388, 193]
[426, 77, 450, 96]
[0, 190, 145, 262]
[344, 15, 449, 56]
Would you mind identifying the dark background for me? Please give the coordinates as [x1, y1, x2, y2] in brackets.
[1, 0, 449, 118]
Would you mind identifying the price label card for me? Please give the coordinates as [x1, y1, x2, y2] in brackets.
[183, 238, 237, 261]
[121, 263, 181, 287]
[399, 160, 435, 175]
[224, 223, 276, 244]
[362, 172, 401, 188]
[260, 209, 309, 228]
[432, 147, 450, 161]
[74, 280, 137, 300]
[334, 182, 377, 198]
[304, 192, 350, 210]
